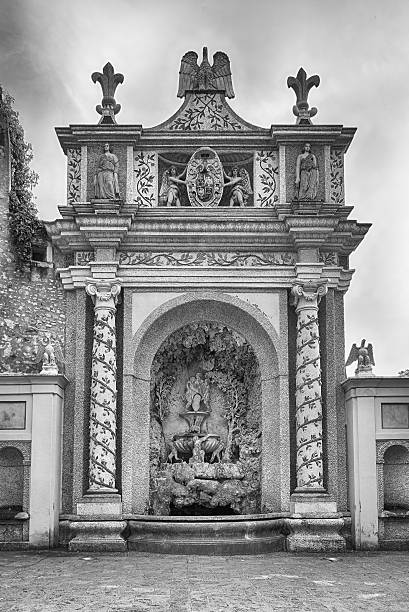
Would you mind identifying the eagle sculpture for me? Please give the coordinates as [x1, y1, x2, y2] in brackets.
[346, 339, 375, 371]
[177, 47, 235, 98]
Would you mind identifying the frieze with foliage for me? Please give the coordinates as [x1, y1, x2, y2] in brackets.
[134, 151, 156, 207]
[150, 322, 261, 515]
[169, 93, 244, 131]
[75, 251, 95, 265]
[119, 251, 295, 267]
[67, 148, 81, 204]
[254, 151, 279, 207]
[319, 251, 338, 266]
[330, 149, 344, 205]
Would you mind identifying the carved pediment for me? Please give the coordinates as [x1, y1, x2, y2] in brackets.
[149, 92, 256, 132]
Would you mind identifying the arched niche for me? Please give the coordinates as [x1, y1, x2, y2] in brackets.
[123, 292, 289, 514]
[377, 440, 409, 513]
[149, 321, 262, 516]
[0, 447, 24, 517]
[384, 445, 409, 513]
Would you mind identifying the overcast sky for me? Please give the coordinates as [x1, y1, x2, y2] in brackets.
[1, 0, 408, 375]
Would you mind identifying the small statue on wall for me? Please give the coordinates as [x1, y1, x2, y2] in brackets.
[35, 334, 64, 375]
[346, 339, 375, 377]
[295, 143, 319, 201]
[159, 165, 187, 207]
[94, 143, 120, 200]
[223, 166, 253, 207]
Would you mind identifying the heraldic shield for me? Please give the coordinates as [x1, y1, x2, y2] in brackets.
[186, 147, 223, 207]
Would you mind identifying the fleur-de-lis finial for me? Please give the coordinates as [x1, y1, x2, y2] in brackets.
[91, 62, 124, 125]
[287, 67, 320, 125]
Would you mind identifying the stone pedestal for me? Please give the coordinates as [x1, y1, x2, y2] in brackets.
[290, 493, 337, 515]
[70, 494, 127, 551]
[286, 516, 345, 552]
[68, 518, 127, 552]
[0, 375, 67, 548]
[343, 380, 379, 550]
[29, 377, 66, 547]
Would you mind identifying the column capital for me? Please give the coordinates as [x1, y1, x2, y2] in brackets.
[85, 278, 122, 310]
[291, 281, 327, 310]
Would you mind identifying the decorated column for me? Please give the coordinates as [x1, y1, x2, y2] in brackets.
[85, 279, 121, 493]
[291, 281, 327, 492]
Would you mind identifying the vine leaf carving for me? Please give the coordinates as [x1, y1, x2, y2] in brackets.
[255, 151, 279, 207]
[119, 251, 296, 267]
[134, 152, 156, 207]
[169, 93, 244, 131]
[67, 148, 81, 204]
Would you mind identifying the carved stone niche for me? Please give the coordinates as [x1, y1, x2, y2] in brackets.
[149, 322, 261, 516]
[157, 151, 254, 208]
[87, 143, 127, 202]
[286, 143, 324, 203]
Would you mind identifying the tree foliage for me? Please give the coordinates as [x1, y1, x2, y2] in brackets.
[0, 89, 44, 270]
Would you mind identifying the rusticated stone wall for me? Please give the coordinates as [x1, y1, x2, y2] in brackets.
[0, 263, 66, 374]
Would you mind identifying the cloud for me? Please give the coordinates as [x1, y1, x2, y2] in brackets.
[1, 0, 409, 373]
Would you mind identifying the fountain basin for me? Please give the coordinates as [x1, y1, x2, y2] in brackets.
[126, 513, 288, 554]
[172, 432, 220, 456]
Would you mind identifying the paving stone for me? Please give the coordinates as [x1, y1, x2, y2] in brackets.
[0, 551, 409, 611]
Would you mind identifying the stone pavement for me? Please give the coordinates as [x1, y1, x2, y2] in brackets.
[0, 550, 408, 612]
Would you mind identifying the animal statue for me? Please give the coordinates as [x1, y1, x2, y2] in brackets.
[177, 47, 235, 98]
[35, 334, 64, 375]
[346, 339, 375, 373]
[210, 441, 224, 464]
[167, 443, 180, 464]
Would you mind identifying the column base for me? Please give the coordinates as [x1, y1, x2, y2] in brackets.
[68, 519, 127, 552]
[286, 517, 346, 552]
[76, 493, 122, 516]
[287, 492, 346, 552]
[290, 492, 338, 515]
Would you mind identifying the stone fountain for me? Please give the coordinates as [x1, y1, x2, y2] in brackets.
[127, 322, 285, 554]
[169, 372, 223, 464]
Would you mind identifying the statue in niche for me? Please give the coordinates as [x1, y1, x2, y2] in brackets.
[223, 166, 253, 207]
[295, 143, 319, 200]
[94, 143, 120, 199]
[185, 372, 209, 412]
[159, 165, 187, 207]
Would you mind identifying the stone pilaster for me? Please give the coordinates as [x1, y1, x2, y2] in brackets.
[85, 278, 121, 494]
[291, 281, 327, 492]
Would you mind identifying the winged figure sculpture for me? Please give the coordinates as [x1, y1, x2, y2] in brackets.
[35, 334, 64, 375]
[346, 339, 375, 374]
[177, 47, 235, 98]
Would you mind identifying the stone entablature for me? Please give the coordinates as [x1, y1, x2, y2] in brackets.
[46, 206, 369, 294]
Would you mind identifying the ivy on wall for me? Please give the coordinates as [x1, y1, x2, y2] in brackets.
[0, 89, 45, 270]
